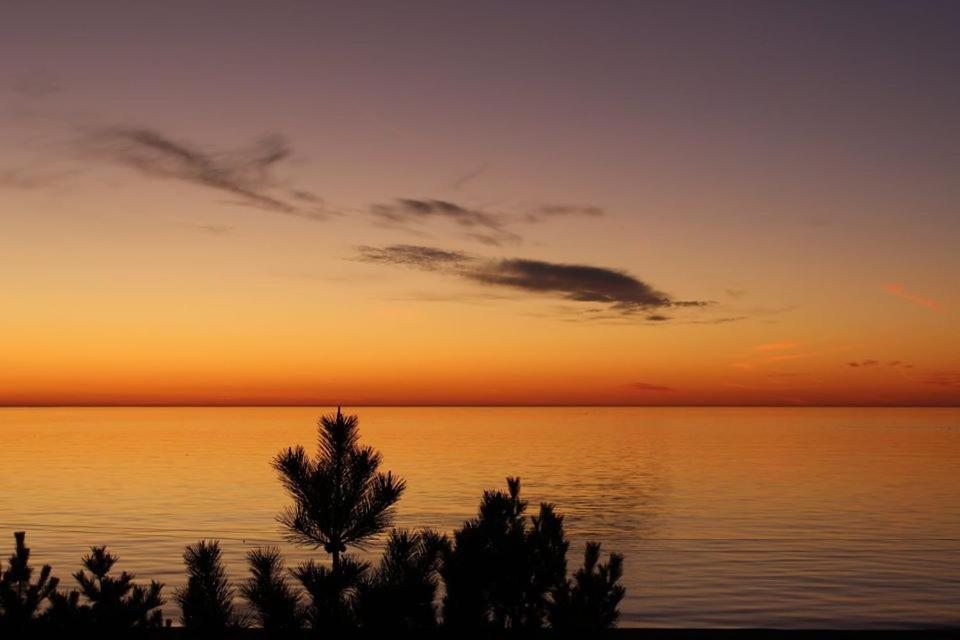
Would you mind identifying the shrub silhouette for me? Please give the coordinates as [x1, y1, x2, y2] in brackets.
[5, 411, 627, 631]
[273, 408, 406, 571]
[441, 477, 570, 629]
[354, 528, 449, 630]
[176, 540, 241, 633]
[550, 541, 626, 630]
[293, 555, 368, 631]
[240, 547, 302, 632]
[47, 545, 165, 630]
[0, 531, 59, 633]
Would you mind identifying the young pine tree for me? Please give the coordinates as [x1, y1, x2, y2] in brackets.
[176, 540, 240, 633]
[0, 531, 59, 632]
[240, 547, 302, 632]
[273, 408, 405, 570]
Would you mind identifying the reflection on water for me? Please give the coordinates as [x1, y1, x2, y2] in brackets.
[2, 407, 959, 628]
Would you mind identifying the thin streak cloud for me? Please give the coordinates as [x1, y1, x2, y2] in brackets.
[883, 283, 941, 311]
[81, 127, 328, 220]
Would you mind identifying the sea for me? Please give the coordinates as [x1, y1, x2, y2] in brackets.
[2, 406, 958, 628]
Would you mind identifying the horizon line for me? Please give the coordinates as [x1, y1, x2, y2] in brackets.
[1, 403, 958, 409]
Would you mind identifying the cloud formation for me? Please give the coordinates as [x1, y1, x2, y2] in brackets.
[883, 283, 941, 311]
[357, 244, 470, 270]
[847, 359, 913, 369]
[921, 371, 960, 387]
[356, 243, 708, 317]
[370, 198, 607, 245]
[523, 204, 605, 223]
[82, 127, 327, 220]
[754, 341, 799, 352]
[631, 382, 674, 392]
[371, 198, 520, 245]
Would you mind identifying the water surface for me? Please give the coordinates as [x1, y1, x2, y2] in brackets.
[2, 407, 959, 627]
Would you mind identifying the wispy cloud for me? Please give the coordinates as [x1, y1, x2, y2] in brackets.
[630, 382, 674, 392]
[883, 283, 941, 311]
[847, 359, 913, 369]
[357, 244, 470, 270]
[0, 167, 74, 190]
[356, 243, 709, 318]
[11, 71, 62, 99]
[522, 204, 605, 223]
[81, 127, 328, 220]
[370, 198, 519, 245]
[921, 371, 960, 387]
[196, 224, 234, 236]
[754, 340, 799, 352]
[369, 198, 607, 245]
[451, 163, 489, 190]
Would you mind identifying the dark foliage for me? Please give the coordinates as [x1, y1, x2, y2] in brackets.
[46, 545, 165, 631]
[551, 542, 626, 630]
[441, 477, 570, 629]
[354, 528, 449, 630]
[4, 411, 626, 632]
[240, 547, 302, 632]
[273, 408, 406, 570]
[293, 555, 368, 632]
[0, 531, 59, 633]
[176, 540, 240, 633]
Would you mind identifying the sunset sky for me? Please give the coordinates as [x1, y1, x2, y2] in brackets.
[2, 1, 958, 406]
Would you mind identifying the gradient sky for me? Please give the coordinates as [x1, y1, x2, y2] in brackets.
[2, 1, 958, 405]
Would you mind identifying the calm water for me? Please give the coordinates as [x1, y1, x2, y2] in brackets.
[2, 407, 959, 628]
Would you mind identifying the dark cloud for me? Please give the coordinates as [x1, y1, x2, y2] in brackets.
[847, 359, 913, 369]
[370, 198, 608, 244]
[356, 244, 470, 270]
[467, 259, 671, 310]
[523, 204, 605, 223]
[82, 127, 327, 220]
[631, 382, 674, 392]
[371, 198, 520, 244]
[356, 244, 709, 318]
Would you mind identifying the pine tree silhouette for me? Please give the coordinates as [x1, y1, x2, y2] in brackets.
[273, 408, 405, 570]
[441, 477, 570, 629]
[176, 540, 240, 633]
[550, 542, 626, 630]
[56, 545, 165, 630]
[354, 528, 449, 630]
[0, 531, 59, 632]
[240, 547, 302, 632]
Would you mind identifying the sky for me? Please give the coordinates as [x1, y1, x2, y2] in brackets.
[1, 0, 958, 406]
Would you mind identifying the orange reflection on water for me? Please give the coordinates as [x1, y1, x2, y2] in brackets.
[2, 406, 959, 627]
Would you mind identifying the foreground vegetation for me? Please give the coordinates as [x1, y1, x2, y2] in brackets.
[1, 409, 624, 633]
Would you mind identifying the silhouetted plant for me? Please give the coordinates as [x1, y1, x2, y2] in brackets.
[293, 556, 368, 632]
[441, 477, 571, 629]
[55, 545, 165, 630]
[354, 528, 450, 630]
[550, 542, 625, 630]
[0, 531, 59, 632]
[176, 540, 241, 633]
[240, 547, 302, 632]
[273, 408, 406, 570]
